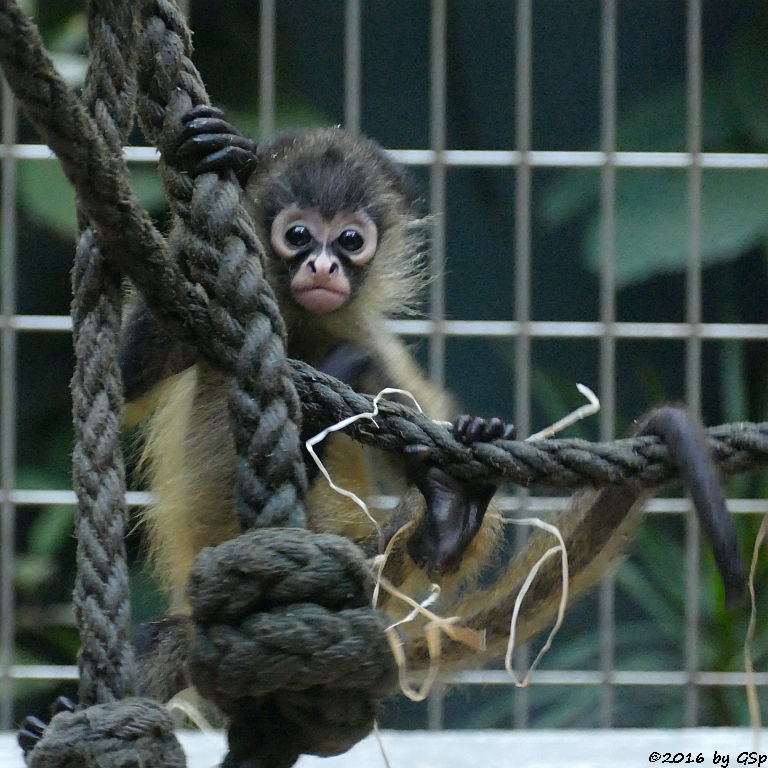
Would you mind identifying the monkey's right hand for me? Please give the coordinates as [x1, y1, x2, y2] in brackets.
[405, 416, 515, 580]
[174, 105, 258, 186]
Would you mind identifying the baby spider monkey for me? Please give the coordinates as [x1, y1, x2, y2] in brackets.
[118, 107, 744, 695]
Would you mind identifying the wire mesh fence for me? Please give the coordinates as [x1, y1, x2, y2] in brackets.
[2, 0, 768, 733]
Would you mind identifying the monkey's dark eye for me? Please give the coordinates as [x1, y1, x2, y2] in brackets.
[285, 225, 311, 248]
[337, 229, 364, 253]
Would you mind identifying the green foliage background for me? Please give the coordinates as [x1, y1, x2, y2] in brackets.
[4, 0, 768, 730]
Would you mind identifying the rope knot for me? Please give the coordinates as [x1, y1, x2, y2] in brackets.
[26, 699, 185, 768]
[186, 528, 397, 764]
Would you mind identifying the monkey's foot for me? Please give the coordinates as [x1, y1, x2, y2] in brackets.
[18, 696, 76, 756]
[453, 414, 516, 443]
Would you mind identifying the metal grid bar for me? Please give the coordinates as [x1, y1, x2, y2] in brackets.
[597, 0, 618, 728]
[428, 0, 447, 391]
[4, 315, 768, 339]
[343, 0, 362, 134]
[3, 490, 767, 516]
[1, 77, 18, 732]
[7, 665, 768, 688]
[0, 491, 152, 507]
[513, 0, 533, 730]
[258, 0, 276, 141]
[684, 0, 704, 725]
[4, 143, 768, 169]
[426, 0, 448, 730]
[449, 670, 768, 687]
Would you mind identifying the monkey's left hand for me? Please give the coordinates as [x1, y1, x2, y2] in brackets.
[405, 416, 515, 579]
[175, 105, 258, 186]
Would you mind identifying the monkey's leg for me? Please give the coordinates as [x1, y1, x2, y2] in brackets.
[397, 416, 516, 579]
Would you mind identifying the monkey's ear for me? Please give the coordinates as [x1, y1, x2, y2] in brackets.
[370, 146, 423, 210]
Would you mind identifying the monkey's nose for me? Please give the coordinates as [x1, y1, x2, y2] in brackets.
[308, 251, 339, 279]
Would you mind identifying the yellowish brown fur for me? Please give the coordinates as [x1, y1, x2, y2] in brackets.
[139, 331, 465, 614]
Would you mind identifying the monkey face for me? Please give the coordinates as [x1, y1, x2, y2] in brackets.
[270, 205, 378, 314]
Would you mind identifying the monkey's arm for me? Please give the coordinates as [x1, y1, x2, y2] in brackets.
[316, 334, 517, 578]
[119, 107, 255, 417]
[119, 297, 195, 423]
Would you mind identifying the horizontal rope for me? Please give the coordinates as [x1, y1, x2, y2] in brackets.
[292, 360, 768, 489]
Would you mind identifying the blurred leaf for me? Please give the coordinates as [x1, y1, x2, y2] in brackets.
[228, 102, 332, 141]
[540, 168, 598, 225]
[581, 169, 768, 286]
[541, 21, 768, 287]
[17, 466, 69, 491]
[16, 506, 73, 593]
[540, 81, 737, 227]
[19, 160, 77, 237]
[723, 24, 768, 148]
[130, 566, 168, 622]
[127, 165, 168, 212]
[19, 161, 169, 238]
[27, 505, 74, 557]
[16, 554, 57, 592]
[47, 12, 87, 53]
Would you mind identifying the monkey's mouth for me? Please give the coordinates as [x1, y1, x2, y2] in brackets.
[293, 287, 348, 314]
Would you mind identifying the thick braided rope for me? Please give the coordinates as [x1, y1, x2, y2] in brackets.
[17, 0, 187, 764]
[1, 7, 766, 495]
[293, 361, 768, 487]
[188, 534, 395, 699]
[71, 233, 136, 705]
[129, 9, 399, 764]
[25, 700, 185, 768]
[70, 0, 138, 707]
[0, 0, 211, 346]
[0, 7, 389, 766]
[134, 0, 307, 529]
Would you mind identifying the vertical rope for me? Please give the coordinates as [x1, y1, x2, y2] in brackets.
[70, 0, 139, 705]
[135, 0, 307, 531]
